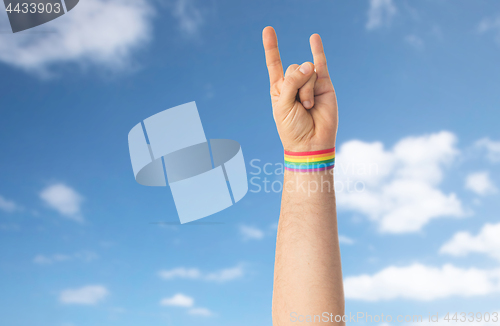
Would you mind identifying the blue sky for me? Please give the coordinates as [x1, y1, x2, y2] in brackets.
[1, 0, 500, 325]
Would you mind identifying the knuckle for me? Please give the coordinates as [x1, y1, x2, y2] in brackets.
[266, 59, 282, 68]
[284, 75, 297, 87]
[299, 86, 312, 95]
[285, 64, 298, 77]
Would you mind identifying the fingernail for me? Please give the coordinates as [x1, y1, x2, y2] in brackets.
[299, 62, 311, 74]
[303, 101, 311, 108]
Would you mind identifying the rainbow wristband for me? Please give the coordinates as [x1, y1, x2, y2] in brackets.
[284, 147, 335, 172]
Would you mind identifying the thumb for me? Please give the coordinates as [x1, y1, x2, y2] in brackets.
[278, 62, 315, 108]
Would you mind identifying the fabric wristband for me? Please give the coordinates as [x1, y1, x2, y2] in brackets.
[284, 147, 335, 172]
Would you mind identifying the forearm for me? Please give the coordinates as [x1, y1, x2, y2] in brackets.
[272, 170, 345, 325]
[262, 26, 343, 325]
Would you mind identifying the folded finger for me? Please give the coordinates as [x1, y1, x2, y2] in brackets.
[285, 64, 299, 78]
[279, 62, 315, 108]
[298, 72, 317, 109]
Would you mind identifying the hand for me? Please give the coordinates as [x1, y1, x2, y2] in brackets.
[262, 26, 338, 152]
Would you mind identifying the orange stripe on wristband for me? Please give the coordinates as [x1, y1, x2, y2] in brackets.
[284, 147, 335, 156]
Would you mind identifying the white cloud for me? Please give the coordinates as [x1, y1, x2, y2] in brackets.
[59, 285, 108, 305]
[158, 267, 201, 280]
[0, 0, 153, 75]
[345, 263, 500, 301]
[476, 138, 500, 162]
[34, 251, 98, 264]
[160, 294, 214, 316]
[335, 131, 465, 233]
[0, 195, 18, 213]
[240, 225, 264, 240]
[171, 0, 204, 36]
[440, 223, 500, 261]
[34, 254, 71, 264]
[405, 34, 424, 50]
[465, 171, 497, 195]
[159, 264, 244, 283]
[478, 15, 500, 44]
[366, 0, 397, 30]
[40, 184, 84, 222]
[205, 265, 244, 282]
[160, 293, 194, 307]
[339, 235, 355, 245]
[189, 307, 214, 316]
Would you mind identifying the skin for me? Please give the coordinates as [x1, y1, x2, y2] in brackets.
[263, 26, 345, 325]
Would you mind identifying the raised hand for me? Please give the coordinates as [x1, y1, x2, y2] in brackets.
[262, 26, 338, 152]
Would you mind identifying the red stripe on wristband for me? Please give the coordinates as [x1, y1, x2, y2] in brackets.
[284, 147, 335, 156]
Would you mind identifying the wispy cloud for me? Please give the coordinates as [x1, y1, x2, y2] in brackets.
[35, 254, 71, 264]
[0, 0, 154, 76]
[240, 225, 264, 240]
[0, 223, 20, 231]
[336, 131, 465, 233]
[465, 171, 497, 195]
[440, 222, 500, 261]
[339, 235, 355, 245]
[40, 184, 84, 222]
[345, 263, 500, 301]
[59, 285, 108, 305]
[159, 264, 244, 283]
[158, 267, 201, 280]
[478, 15, 500, 44]
[405, 34, 425, 50]
[476, 138, 500, 162]
[189, 307, 214, 316]
[171, 0, 204, 37]
[160, 293, 194, 307]
[0, 195, 18, 213]
[366, 0, 397, 30]
[160, 293, 214, 317]
[34, 251, 98, 264]
[205, 265, 244, 282]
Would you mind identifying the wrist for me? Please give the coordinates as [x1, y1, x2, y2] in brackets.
[283, 143, 336, 153]
[283, 169, 335, 195]
[281, 137, 336, 153]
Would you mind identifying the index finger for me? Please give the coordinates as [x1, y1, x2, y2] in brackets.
[263, 26, 284, 86]
[310, 33, 330, 80]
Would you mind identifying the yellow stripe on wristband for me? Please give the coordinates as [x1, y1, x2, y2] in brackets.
[284, 153, 335, 163]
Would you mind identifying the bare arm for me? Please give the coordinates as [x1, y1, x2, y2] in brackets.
[262, 26, 345, 325]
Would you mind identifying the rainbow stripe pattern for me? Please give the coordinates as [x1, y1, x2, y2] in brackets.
[284, 147, 335, 172]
